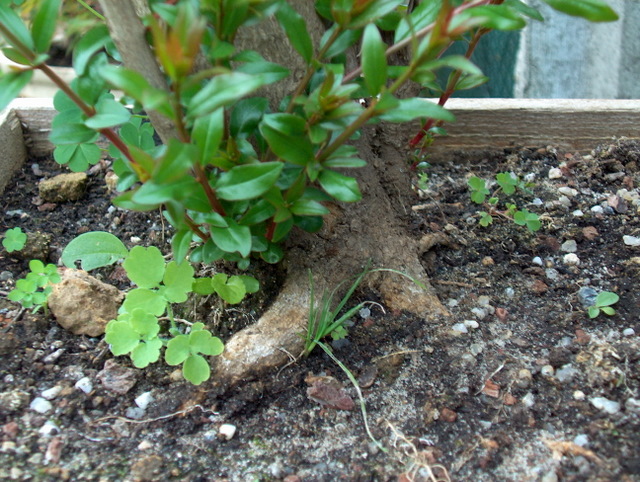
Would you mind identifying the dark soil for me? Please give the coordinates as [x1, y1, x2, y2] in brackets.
[1, 140, 639, 481]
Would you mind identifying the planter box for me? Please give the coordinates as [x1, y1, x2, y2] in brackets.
[2, 97, 640, 193]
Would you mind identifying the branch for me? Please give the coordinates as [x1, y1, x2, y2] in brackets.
[97, 0, 177, 144]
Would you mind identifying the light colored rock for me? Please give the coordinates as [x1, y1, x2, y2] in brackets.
[563, 253, 580, 266]
[623, 235, 640, 246]
[548, 168, 563, 179]
[561, 240, 578, 253]
[48, 269, 124, 337]
[558, 186, 578, 197]
[30, 397, 53, 414]
[135, 392, 154, 410]
[75, 377, 93, 394]
[590, 396, 621, 414]
[97, 359, 139, 394]
[40, 386, 62, 400]
[219, 424, 237, 440]
[38, 172, 87, 202]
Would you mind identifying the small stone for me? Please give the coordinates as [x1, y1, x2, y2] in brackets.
[555, 364, 578, 383]
[625, 398, 640, 413]
[622, 328, 635, 337]
[130, 236, 142, 244]
[582, 226, 599, 240]
[38, 420, 60, 437]
[30, 397, 53, 414]
[440, 407, 457, 422]
[481, 256, 494, 266]
[573, 390, 586, 400]
[522, 392, 535, 408]
[540, 365, 554, 377]
[558, 186, 578, 197]
[575, 329, 590, 345]
[516, 369, 533, 388]
[42, 349, 65, 364]
[558, 195, 572, 208]
[532, 256, 543, 266]
[545, 268, 560, 281]
[125, 407, 146, 420]
[561, 240, 578, 252]
[1, 441, 16, 453]
[357, 365, 378, 389]
[482, 380, 500, 398]
[306, 375, 354, 410]
[503, 393, 518, 405]
[0, 390, 30, 414]
[578, 287, 598, 307]
[451, 323, 468, 334]
[135, 392, 154, 410]
[504, 287, 515, 298]
[548, 168, 563, 179]
[590, 396, 621, 414]
[495, 307, 508, 321]
[2, 421, 19, 439]
[97, 359, 138, 395]
[623, 235, 640, 246]
[41, 386, 62, 400]
[563, 253, 580, 266]
[477, 296, 491, 307]
[49, 269, 124, 337]
[590, 205, 604, 214]
[572, 210, 584, 217]
[75, 377, 93, 394]
[464, 320, 479, 330]
[137, 440, 153, 451]
[130, 455, 163, 481]
[471, 307, 487, 320]
[219, 423, 237, 440]
[530, 279, 548, 295]
[573, 434, 589, 447]
[39, 173, 88, 202]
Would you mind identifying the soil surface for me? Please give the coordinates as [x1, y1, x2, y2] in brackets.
[1, 139, 639, 481]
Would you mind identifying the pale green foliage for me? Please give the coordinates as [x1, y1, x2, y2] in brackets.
[2, 227, 27, 252]
[588, 291, 619, 318]
[7, 259, 60, 313]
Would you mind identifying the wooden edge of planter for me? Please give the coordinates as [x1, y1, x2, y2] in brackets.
[2, 98, 640, 194]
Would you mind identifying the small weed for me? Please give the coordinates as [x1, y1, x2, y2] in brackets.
[588, 291, 619, 318]
[3, 227, 27, 253]
[468, 172, 541, 232]
[8, 259, 60, 313]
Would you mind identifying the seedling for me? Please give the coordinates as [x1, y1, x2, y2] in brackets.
[165, 322, 224, 385]
[2, 227, 27, 253]
[7, 259, 60, 313]
[468, 173, 540, 232]
[588, 291, 619, 318]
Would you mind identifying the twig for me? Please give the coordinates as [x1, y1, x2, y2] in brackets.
[90, 404, 217, 426]
[433, 280, 474, 288]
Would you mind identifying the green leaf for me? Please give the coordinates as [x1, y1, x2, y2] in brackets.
[210, 220, 252, 258]
[0, 70, 33, 112]
[187, 72, 266, 119]
[192, 108, 224, 163]
[600, 306, 616, 316]
[123, 246, 165, 289]
[378, 98, 455, 123]
[165, 335, 190, 366]
[504, 0, 545, 21]
[595, 291, 619, 307]
[131, 338, 163, 368]
[260, 114, 314, 165]
[31, 0, 61, 53]
[457, 5, 527, 30]
[496, 172, 518, 194]
[361, 24, 387, 96]
[190, 329, 224, 356]
[318, 170, 361, 202]
[238, 275, 260, 294]
[49, 123, 100, 145]
[53, 143, 101, 172]
[182, 354, 210, 385]
[85, 97, 131, 129]
[61, 231, 129, 270]
[291, 199, 330, 216]
[73, 25, 111, 76]
[239, 199, 276, 225]
[276, 2, 313, 63]
[3, 227, 27, 252]
[211, 273, 246, 304]
[588, 306, 599, 318]
[0, 6, 34, 51]
[230, 97, 269, 137]
[349, 0, 404, 28]
[542, 0, 618, 21]
[162, 260, 195, 303]
[129, 309, 160, 338]
[216, 162, 283, 201]
[323, 157, 367, 169]
[105, 319, 141, 356]
[121, 288, 166, 317]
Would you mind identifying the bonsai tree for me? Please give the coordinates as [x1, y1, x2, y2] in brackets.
[0, 0, 617, 386]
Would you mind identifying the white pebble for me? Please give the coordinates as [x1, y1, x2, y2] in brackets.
[471, 307, 487, 320]
[545, 268, 560, 281]
[558, 195, 572, 208]
[532, 256, 543, 266]
[30, 397, 53, 414]
[548, 168, 563, 179]
[590, 205, 604, 214]
[625, 398, 640, 413]
[522, 392, 535, 408]
[477, 296, 491, 307]
[219, 423, 237, 440]
[125, 407, 145, 420]
[130, 236, 142, 244]
[75, 377, 93, 394]
[572, 210, 584, 217]
[563, 253, 580, 266]
[135, 392, 154, 410]
[451, 323, 468, 334]
[524, 173, 536, 182]
[464, 320, 480, 330]
[38, 420, 60, 437]
[532, 197, 543, 206]
[555, 364, 578, 383]
[561, 240, 577, 253]
[446, 299, 459, 308]
[504, 287, 515, 298]
[137, 440, 153, 451]
[40, 386, 62, 400]
[590, 396, 621, 414]
[540, 365, 555, 377]
[573, 434, 589, 447]
[622, 328, 635, 337]
[623, 235, 640, 247]
[573, 390, 586, 400]
[558, 186, 578, 197]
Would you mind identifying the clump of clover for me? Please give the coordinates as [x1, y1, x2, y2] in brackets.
[61, 232, 258, 385]
[468, 172, 541, 232]
[7, 258, 60, 313]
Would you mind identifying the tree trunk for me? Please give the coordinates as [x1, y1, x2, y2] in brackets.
[100, 1, 450, 389]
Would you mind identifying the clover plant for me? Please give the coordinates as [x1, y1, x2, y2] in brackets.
[468, 172, 541, 231]
[2, 227, 27, 253]
[8, 259, 60, 313]
[61, 231, 257, 385]
[588, 291, 619, 319]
